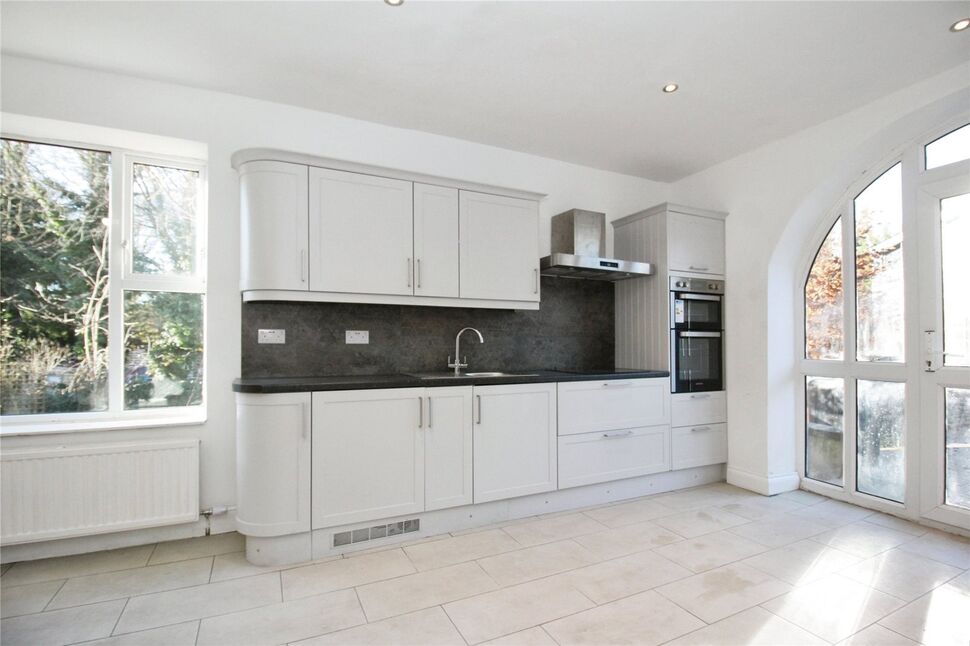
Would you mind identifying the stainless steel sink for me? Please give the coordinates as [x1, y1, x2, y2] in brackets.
[407, 371, 539, 380]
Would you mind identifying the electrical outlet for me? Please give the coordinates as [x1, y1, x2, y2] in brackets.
[258, 329, 285, 344]
[346, 330, 369, 344]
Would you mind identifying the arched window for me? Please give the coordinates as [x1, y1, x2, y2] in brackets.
[800, 123, 969, 528]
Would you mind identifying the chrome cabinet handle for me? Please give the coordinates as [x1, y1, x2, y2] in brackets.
[417, 258, 421, 289]
[407, 258, 412, 288]
[534, 268, 539, 294]
[427, 397, 433, 429]
[300, 250, 307, 282]
[418, 396, 423, 428]
[476, 395, 482, 424]
[689, 265, 709, 271]
[689, 394, 711, 399]
[602, 430, 634, 439]
[690, 426, 711, 432]
[602, 381, 633, 388]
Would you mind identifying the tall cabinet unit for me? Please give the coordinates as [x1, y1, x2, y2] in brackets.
[613, 203, 729, 469]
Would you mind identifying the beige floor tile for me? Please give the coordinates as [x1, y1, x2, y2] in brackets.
[789, 499, 875, 526]
[196, 588, 363, 646]
[1, 563, 12, 576]
[295, 607, 465, 646]
[208, 551, 282, 583]
[835, 623, 920, 645]
[948, 570, 969, 592]
[718, 496, 806, 520]
[450, 516, 540, 537]
[861, 513, 929, 537]
[1, 545, 154, 586]
[501, 513, 607, 547]
[147, 532, 245, 565]
[812, 521, 916, 558]
[656, 562, 791, 623]
[543, 589, 704, 646]
[840, 548, 963, 601]
[571, 520, 682, 560]
[0, 579, 64, 618]
[357, 561, 497, 621]
[652, 486, 739, 511]
[581, 498, 672, 527]
[762, 574, 906, 643]
[728, 513, 832, 548]
[741, 539, 860, 585]
[84, 621, 200, 646]
[894, 529, 970, 569]
[665, 606, 828, 645]
[777, 490, 828, 506]
[483, 626, 557, 645]
[48, 556, 213, 609]
[655, 529, 768, 573]
[878, 581, 970, 645]
[114, 571, 281, 634]
[282, 548, 414, 600]
[553, 549, 691, 604]
[0, 598, 125, 646]
[443, 576, 594, 644]
[476, 539, 597, 587]
[653, 507, 750, 538]
[403, 529, 521, 571]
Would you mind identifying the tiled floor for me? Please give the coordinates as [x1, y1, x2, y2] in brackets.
[1, 484, 968, 646]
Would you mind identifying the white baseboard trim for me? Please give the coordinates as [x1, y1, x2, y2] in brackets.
[727, 467, 800, 496]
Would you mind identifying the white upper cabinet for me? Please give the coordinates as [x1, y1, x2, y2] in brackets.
[459, 191, 540, 302]
[239, 161, 308, 291]
[413, 183, 460, 298]
[309, 167, 414, 296]
[667, 212, 725, 276]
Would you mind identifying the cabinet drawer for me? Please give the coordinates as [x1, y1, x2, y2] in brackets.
[558, 379, 669, 436]
[671, 423, 727, 470]
[671, 391, 726, 427]
[558, 425, 670, 489]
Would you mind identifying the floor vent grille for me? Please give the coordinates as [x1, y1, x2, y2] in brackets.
[333, 519, 420, 548]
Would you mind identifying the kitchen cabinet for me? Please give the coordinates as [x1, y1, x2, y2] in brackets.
[235, 392, 311, 536]
[559, 425, 670, 489]
[308, 167, 414, 296]
[238, 161, 308, 292]
[667, 211, 725, 276]
[459, 191, 540, 303]
[671, 391, 727, 428]
[557, 379, 669, 436]
[671, 423, 727, 470]
[425, 386, 474, 511]
[473, 383, 557, 503]
[312, 388, 426, 527]
[413, 183, 460, 298]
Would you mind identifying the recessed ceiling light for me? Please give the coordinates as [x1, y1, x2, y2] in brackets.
[662, 84, 679, 94]
[950, 18, 970, 32]
[385, 0, 403, 5]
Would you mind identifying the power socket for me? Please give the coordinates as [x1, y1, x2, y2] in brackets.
[258, 329, 286, 344]
[346, 330, 369, 344]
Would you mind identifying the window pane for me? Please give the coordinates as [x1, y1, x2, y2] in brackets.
[124, 291, 203, 410]
[0, 139, 110, 415]
[855, 163, 904, 362]
[857, 380, 906, 503]
[945, 387, 970, 509]
[925, 124, 970, 170]
[805, 218, 843, 360]
[131, 163, 199, 276]
[941, 193, 969, 367]
[806, 376, 844, 486]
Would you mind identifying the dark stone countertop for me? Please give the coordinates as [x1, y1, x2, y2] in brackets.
[233, 368, 670, 394]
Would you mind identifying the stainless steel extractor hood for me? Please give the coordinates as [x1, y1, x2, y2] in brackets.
[539, 209, 653, 281]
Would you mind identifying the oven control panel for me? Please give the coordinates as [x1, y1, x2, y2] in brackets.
[670, 276, 724, 294]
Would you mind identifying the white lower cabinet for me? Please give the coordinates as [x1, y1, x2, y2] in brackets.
[671, 391, 726, 427]
[236, 392, 311, 536]
[558, 378, 669, 436]
[473, 383, 557, 503]
[558, 425, 670, 489]
[671, 423, 728, 470]
[424, 387, 474, 511]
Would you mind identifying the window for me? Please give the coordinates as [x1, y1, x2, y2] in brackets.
[0, 138, 205, 424]
[925, 123, 970, 170]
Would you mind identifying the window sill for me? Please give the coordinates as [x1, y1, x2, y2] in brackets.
[0, 411, 207, 437]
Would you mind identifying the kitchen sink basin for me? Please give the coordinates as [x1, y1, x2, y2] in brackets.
[407, 371, 539, 380]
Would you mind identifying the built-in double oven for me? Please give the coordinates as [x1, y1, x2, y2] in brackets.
[670, 276, 724, 393]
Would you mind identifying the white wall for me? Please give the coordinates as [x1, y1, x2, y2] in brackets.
[668, 63, 970, 494]
[0, 55, 668, 559]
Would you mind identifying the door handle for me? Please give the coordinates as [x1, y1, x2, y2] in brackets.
[427, 397, 433, 429]
[476, 395, 482, 424]
[417, 258, 421, 289]
[418, 396, 423, 428]
[690, 394, 711, 400]
[602, 381, 633, 388]
[689, 265, 709, 271]
[534, 268, 539, 294]
[602, 430, 634, 439]
[300, 250, 307, 282]
[690, 426, 711, 432]
[407, 258, 412, 288]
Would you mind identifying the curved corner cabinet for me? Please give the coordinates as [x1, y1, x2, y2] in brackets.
[234, 149, 543, 309]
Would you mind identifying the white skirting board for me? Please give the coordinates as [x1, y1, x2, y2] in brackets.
[1, 439, 200, 545]
[726, 466, 800, 496]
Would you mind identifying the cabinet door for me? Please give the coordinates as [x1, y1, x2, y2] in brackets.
[557, 379, 669, 436]
[239, 161, 308, 291]
[236, 392, 310, 536]
[312, 389, 425, 528]
[459, 191, 540, 302]
[309, 168, 414, 295]
[473, 383, 557, 503]
[414, 184, 459, 298]
[424, 386, 473, 511]
[667, 212, 725, 275]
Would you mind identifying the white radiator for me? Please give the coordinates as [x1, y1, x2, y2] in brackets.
[1, 439, 199, 544]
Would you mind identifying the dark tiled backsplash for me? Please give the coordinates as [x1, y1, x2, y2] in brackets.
[241, 278, 614, 378]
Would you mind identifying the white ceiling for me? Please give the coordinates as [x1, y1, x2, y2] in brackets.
[2, 1, 967, 181]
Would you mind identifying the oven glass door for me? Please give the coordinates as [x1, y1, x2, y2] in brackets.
[672, 331, 723, 392]
[671, 293, 722, 331]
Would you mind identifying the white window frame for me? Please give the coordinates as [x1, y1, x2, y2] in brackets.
[0, 121, 207, 435]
